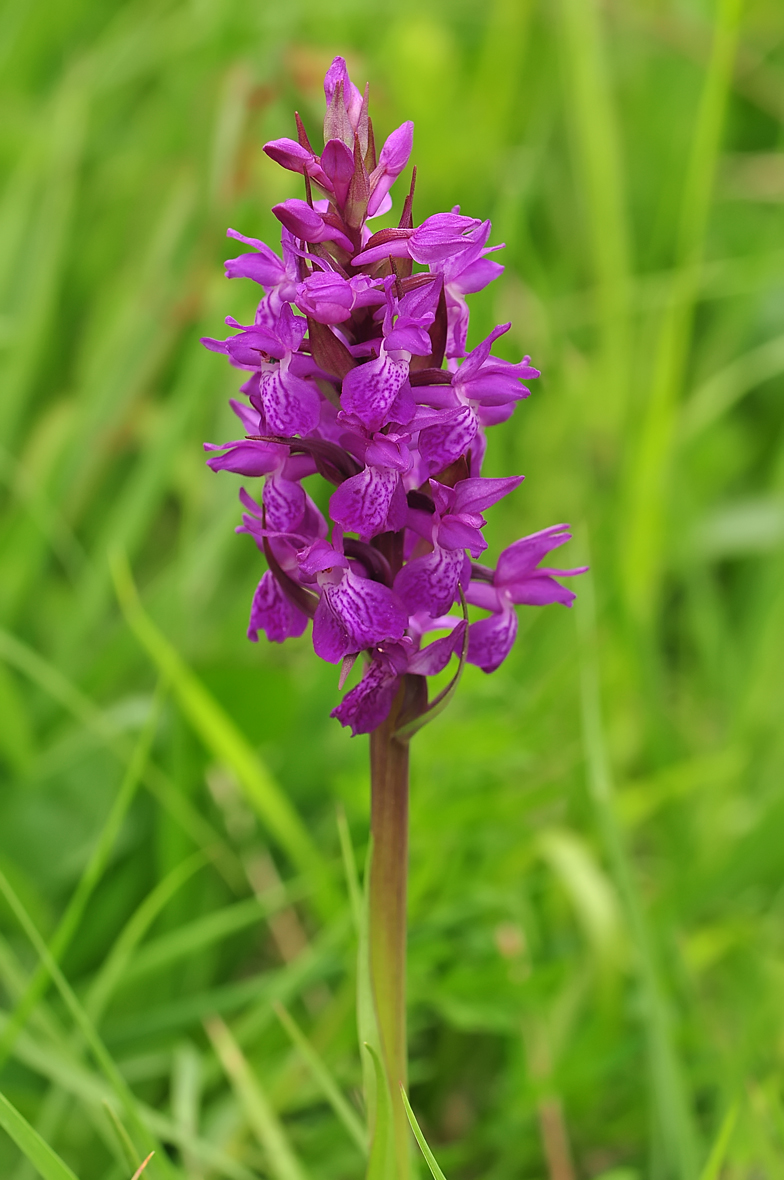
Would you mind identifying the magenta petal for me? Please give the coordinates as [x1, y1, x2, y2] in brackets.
[507, 574, 578, 607]
[341, 350, 409, 432]
[331, 660, 400, 735]
[466, 607, 518, 673]
[417, 406, 478, 473]
[315, 572, 408, 663]
[436, 517, 487, 556]
[263, 474, 306, 532]
[495, 525, 573, 585]
[452, 475, 524, 515]
[407, 620, 467, 676]
[295, 271, 355, 324]
[393, 546, 464, 617]
[205, 439, 286, 476]
[452, 257, 505, 295]
[248, 572, 309, 643]
[321, 138, 355, 206]
[260, 365, 321, 436]
[330, 467, 401, 539]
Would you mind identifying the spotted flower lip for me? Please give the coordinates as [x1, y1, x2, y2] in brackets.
[203, 53, 585, 735]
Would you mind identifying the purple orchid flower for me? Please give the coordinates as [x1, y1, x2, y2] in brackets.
[203, 55, 585, 736]
[466, 526, 589, 673]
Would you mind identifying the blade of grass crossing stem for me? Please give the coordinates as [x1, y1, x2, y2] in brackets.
[110, 549, 337, 916]
[622, 0, 744, 625]
[556, 0, 631, 432]
[699, 1102, 738, 1180]
[0, 868, 176, 1179]
[0, 1090, 79, 1180]
[363, 1043, 395, 1180]
[273, 1001, 366, 1154]
[576, 561, 698, 1180]
[401, 1088, 447, 1180]
[205, 1016, 308, 1180]
[0, 682, 166, 1069]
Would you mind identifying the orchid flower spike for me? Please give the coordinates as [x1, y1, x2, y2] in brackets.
[203, 55, 585, 736]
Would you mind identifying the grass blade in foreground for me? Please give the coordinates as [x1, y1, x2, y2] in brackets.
[205, 1015, 308, 1180]
[273, 1001, 366, 1154]
[0, 1088, 79, 1180]
[401, 1087, 446, 1180]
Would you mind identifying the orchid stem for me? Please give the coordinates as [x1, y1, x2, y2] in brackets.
[369, 697, 410, 1180]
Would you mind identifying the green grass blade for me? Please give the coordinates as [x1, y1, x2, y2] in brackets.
[0, 1089, 79, 1180]
[0, 868, 177, 1179]
[698, 1102, 738, 1180]
[401, 1088, 446, 1180]
[273, 1001, 366, 1154]
[206, 1016, 308, 1180]
[681, 332, 784, 440]
[85, 851, 208, 1024]
[556, 0, 631, 429]
[110, 549, 335, 910]
[0, 624, 246, 892]
[336, 806, 362, 936]
[576, 563, 698, 1180]
[0, 683, 165, 1069]
[123, 880, 308, 985]
[621, 0, 745, 624]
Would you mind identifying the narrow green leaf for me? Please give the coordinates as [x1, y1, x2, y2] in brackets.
[698, 1102, 738, 1180]
[0, 683, 165, 1069]
[363, 1043, 395, 1180]
[0, 1088, 79, 1180]
[101, 1101, 140, 1173]
[0, 868, 176, 1178]
[274, 1001, 366, 1154]
[401, 1088, 447, 1180]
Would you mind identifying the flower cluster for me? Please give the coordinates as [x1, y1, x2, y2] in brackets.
[204, 57, 585, 736]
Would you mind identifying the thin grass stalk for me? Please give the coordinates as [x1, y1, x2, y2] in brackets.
[369, 697, 410, 1180]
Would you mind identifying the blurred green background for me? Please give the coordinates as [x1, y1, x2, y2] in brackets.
[2, 0, 784, 1178]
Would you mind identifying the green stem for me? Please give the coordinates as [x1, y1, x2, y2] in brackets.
[369, 699, 410, 1180]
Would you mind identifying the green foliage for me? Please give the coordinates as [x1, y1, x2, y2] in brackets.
[1, 1, 784, 1178]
